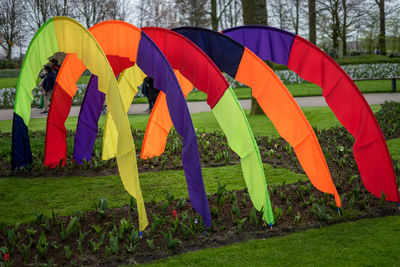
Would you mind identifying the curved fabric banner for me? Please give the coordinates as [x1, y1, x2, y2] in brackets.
[142, 27, 274, 224]
[12, 17, 148, 230]
[223, 25, 400, 203]
[42, 20, 211, 228]
[174, 27, 340, 207]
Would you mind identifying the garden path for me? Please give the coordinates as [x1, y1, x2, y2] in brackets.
[0, 93, 399, 121]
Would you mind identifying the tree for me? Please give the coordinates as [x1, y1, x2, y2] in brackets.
[375, 0, 386, 55]
[175, 0, 210, 27]
[290, 0, 301, 35]
[241, 0, 268, 115]
[137, 0, 178, 28]
[73, 0, 107, 28]
[211, 0, 236, 30]
[308, 0, 316, 43]
[0, 0, 25, 60]
[25, 0, 53, 32]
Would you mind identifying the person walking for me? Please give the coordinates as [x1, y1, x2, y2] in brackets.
[141, 77, 159, 113]
[41, 64, 56, 113]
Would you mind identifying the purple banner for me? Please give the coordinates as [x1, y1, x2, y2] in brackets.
[73, 75, 105, 164]
[137, 32, 211, 227]
[223, 26, 295, 65]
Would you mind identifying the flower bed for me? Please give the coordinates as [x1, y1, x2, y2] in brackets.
[0, 102, 400, 265]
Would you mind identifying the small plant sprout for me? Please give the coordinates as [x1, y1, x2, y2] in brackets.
[235, 217, 247, 231]
[216, 181, 228, 207]
[90, 224, 103, 237]
[162, 230, 182, 249]
[249, 207, 259, 226]
[130, 197, 137, 214]
[94, 198, 108, 219]
[273, 206, 283, 224]
[128, 229, 140, 244]
[379, 191, 387, 206]
[119, 218, 133, 236]
[146, 238, 155, 250]
[294, 213, 301, 224]
[36, 232, 48, 257]
[165, 190, 174, 203]
[177, 198, 186, 208]
[34, 210, 45, 224]
[172, 209, 177, 219]
[64, 246, 72, 259]
[151, 214, 164, 234]
[311, 203, 332, 221]
[90, 240, 103, 252]
[230, 191, 237, 203]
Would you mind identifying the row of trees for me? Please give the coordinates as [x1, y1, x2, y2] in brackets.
[0, 0, 130, 61]
[135, 0, 400, 57]
[0, 0, 399, 61]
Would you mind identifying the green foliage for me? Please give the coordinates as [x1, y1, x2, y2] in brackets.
[272, 206, 283, 224]
[129, 197, 137, 214]
[90, 224, 103, 237]
[127, 229, 140, 244]
[66, 216, 80, 238]
[165, 190, 175, 203]
[311, 204, 332, 221]
[94, 198, 108, 219]
[177, 198, 186, 209]
[36, 233, 48, 257]
[216, 182, 228, 207]
[379, 191, 387, 206]
[151, 214, 164, 234]
[162, 230, 182, 249]
[234, 217, 247, 231]
[146, 238, 155, 250]
[34, 210, 45, 224]
[118, 218, 133, 237]
[18, 241, 32, 265]
[249, 207, 259, 226]
[231, 200, 240, 221]
[294, 213, 301, 224]
[64, 246, 71, 259]
[105, 230, 119, 256]
[89, 240, 103, 253]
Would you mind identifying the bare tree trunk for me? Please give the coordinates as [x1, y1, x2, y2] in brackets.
[241, 0, 269, 115]
[308, 0, 316, 44]
[211, 0, 218, 30]
[6, 42, 12, 60]
[295, 0, 299, 35]
[376, 0, 386, 55]
[341, 0, 347, 56]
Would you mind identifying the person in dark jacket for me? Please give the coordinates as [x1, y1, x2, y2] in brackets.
[41, 64, 56, 113]
[49, 57, 61, 74]
[141, 77, 159, 112]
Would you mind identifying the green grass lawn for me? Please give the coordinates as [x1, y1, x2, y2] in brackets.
[0, 75, 90, 88]
[0, 163, 306, 224]
[387, 138, 400, 161]
[0, 105, 382, 137]
[144, 215, 400, 266]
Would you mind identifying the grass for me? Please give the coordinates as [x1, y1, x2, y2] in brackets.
[131, 80, 400, 104]
[0, 75, 90, 88]
[387, 138, 400, 161]
[336, 54, 400, 65]
[0, 163, 306, 224]
[0, 105, 382, 137]
[0, 77, 19, 88]
[144, 215, 400, 266]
